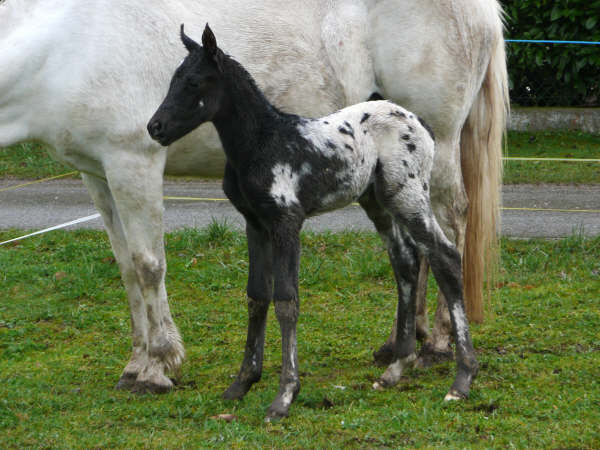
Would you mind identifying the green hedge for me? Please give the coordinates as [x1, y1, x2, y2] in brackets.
[502, 0, 600, 106]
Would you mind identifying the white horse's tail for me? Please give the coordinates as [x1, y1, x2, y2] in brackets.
[460, 26, 509, 323]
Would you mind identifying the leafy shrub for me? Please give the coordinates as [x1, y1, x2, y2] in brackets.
[502, 0, 600, 106]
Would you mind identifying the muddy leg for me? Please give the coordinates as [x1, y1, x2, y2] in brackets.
[82, 173, 149, 390]
[416, 291, 454, 368]
[103, 153, 184, 394]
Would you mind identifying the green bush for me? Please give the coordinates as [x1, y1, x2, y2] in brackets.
[502, 0, 600, 106]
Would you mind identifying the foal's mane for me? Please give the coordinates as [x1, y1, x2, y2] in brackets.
[217, 49, 281, 117]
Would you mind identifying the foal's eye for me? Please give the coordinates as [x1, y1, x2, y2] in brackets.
[187, 78, 200, 88]
[185, 75, 205, 89]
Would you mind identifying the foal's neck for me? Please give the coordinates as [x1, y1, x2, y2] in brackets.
[212, 58, 281, 168]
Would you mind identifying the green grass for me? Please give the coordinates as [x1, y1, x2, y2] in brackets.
[1, 228, 599, 448]
[503, 130, 600, 184]
[0, 142, 72, 179]
[2, 131, 599, 183]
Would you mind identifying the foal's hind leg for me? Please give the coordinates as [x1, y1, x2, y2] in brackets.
[372, 258, 430, 366]
[383, 195, 478, 399]
[359, 188, 419, 385]
[406, 212, 478, 399]
[415, 142, 468, 368]
[374, 139, 465, 369]
[223, 220, 273, 400]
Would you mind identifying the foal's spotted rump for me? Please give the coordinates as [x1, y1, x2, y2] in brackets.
[266, 101, 435, 219]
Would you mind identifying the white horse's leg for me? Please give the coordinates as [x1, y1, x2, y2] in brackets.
[81, 173, 149, 389]
[103, 150, 184, 393]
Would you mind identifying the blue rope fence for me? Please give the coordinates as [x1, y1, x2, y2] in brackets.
[505, 38, 599, 106]
[506, 39, 600, 45]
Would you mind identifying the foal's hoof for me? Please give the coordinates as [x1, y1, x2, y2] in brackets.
[444, 389, 467, 402]
[373, 343, 395, 367]
[131, 379, 173, 395]
[222, 380, 253, 401]
[115, 372, 138, 390]
[264, 383, 299, 422]
[264, 406, 289, 423]
[414, 343, 453, 368]
[372, 380, 389, 391]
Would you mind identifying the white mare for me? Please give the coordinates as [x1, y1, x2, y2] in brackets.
[0, 0, 508, 392]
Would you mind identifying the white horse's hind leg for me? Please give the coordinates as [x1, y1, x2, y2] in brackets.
[103, 150, 184, 393]
[81, 173, 149, 389]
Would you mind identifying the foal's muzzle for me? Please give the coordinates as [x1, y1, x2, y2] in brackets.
[147, 118, 166, 143]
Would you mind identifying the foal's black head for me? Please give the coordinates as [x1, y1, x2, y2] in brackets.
[148, 24, 227, 146]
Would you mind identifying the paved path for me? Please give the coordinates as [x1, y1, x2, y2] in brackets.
[1, 179, 599, 238]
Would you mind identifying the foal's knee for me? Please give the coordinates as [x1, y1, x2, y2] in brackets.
[274, 298, 299, 325]
[247, 281, 271, 302]
[273, 281, 297, 303]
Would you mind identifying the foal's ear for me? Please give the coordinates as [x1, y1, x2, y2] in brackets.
[180, 24, 200, 52]
[201, 23, 224, 71]
[202, 23, 218, 56]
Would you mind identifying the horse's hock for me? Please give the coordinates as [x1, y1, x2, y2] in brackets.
[509, 107, 600, 133]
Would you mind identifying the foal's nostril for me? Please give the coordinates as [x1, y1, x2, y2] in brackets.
[148, 120, 163, 138]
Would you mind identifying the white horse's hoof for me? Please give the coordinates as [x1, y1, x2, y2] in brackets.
[131, 378, 174, 394]
[115, 372, 138, 390]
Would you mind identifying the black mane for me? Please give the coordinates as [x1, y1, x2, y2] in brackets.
[219, 51, 282, 118]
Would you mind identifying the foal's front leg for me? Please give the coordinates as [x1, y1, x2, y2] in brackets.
[265, 222, 302, 421]
[223, 221, 273, 400]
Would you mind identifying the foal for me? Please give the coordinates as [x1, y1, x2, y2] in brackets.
[148, 24, 478, 420]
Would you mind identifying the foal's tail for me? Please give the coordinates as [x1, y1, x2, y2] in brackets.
[459, 25, 509, 323]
